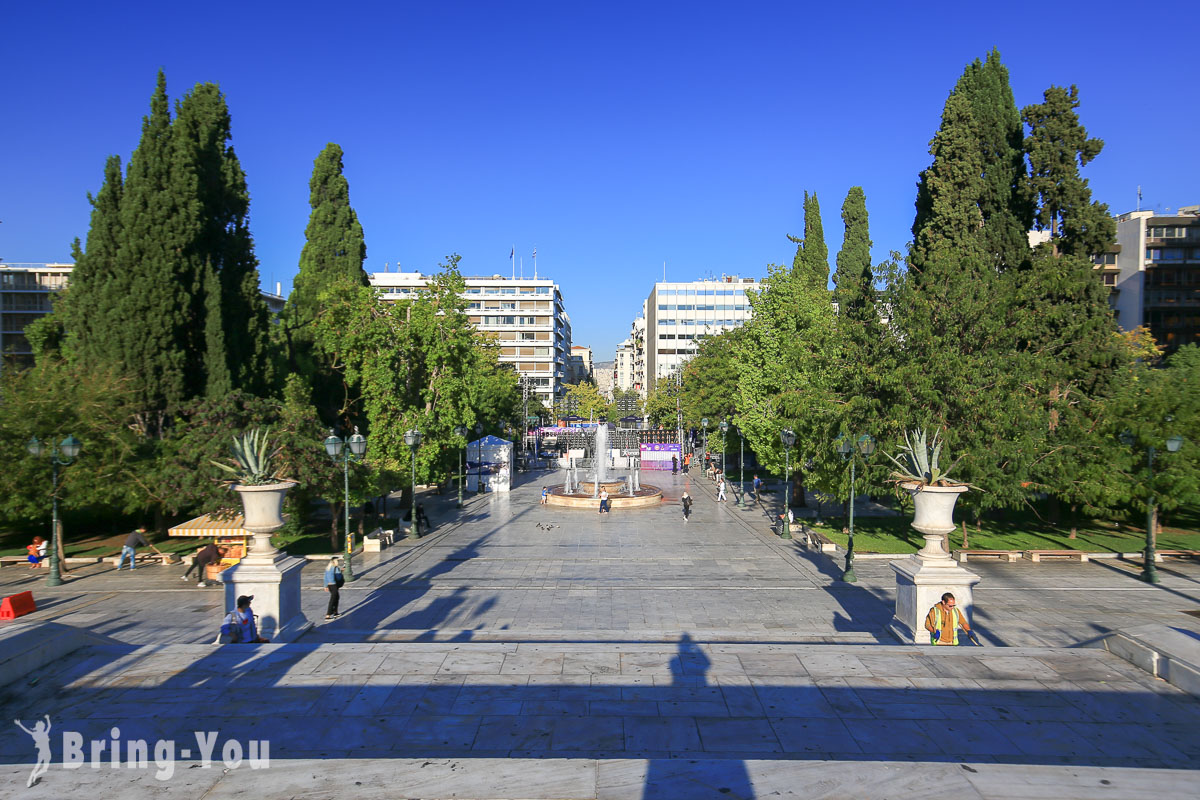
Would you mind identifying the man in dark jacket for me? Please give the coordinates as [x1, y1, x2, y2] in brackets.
[118, 528, 151, 571]
[181, 542, 221, 587]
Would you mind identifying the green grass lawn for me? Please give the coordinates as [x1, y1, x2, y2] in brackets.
[813, 506, 1200, 554]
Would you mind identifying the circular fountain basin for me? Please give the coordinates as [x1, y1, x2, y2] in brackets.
[546, 484, 663, 510]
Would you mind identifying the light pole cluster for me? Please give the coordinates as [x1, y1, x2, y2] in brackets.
[25, 434, 83, 587]
[835, 433, 875, 583]
[1119, 428, 1184, 584]
[404, 428, 423, 539]
[454, 425, 468, 508]
[323, 427, 366, 583]
[779, 428, 795, 540]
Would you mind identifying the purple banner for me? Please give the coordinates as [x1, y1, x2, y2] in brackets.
[639, 442, 682, 470]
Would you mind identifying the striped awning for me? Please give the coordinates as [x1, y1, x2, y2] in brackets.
[168, 513, 250, 538]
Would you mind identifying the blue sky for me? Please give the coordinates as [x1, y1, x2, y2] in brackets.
[2, 1, 1196, 359]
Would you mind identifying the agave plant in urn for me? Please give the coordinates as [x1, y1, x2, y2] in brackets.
[883, 428, 975, 561]
[211, 428, 297, 561]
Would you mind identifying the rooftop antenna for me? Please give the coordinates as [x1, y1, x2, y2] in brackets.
[1136, 186, 1142, 212]
[663, 261, 666, 284]
[532, 247, 537, 279]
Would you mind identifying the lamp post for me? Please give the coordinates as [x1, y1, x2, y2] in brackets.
[1120, 429, 1184, 584]
[719, 419, 729, 479]
[835, 434, 875, 583]
[404, 428, 423, 539]
[25, 434, 82, 587]
[324, 427, 366, 583]
[736, 430, 747, 509]
[779, 428, 795, 539]
[454, 425, 468, 508]
[701, 418, 709, 464]
[475, 422, 484, 493]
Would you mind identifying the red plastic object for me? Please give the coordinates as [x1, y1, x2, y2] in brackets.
[0, 590, 36, 619]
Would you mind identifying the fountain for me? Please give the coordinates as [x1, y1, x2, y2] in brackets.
[545, 423, 663, 510]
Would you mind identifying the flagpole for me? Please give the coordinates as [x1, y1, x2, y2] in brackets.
[512, 245, 516, 280]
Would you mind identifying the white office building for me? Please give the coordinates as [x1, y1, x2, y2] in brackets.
[369, 271, 573, 406]
[643, 276, 759, 394]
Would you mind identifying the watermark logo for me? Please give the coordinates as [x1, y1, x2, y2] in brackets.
[13, 717, 269, 785]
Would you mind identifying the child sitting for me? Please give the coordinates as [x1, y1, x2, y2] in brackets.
[26, 536, 47, 568]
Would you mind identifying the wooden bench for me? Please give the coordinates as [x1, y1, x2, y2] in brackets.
[955, 550, 1021, 563]
[0, 556, 47, 568]
[1023, 550, 1089, 563]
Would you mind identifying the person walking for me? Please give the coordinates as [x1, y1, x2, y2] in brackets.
[924, 592, 971, 646]
[599, 488, 610, 514]
[181, 541, 221, 587]
[324, 557, 344, 620]
[717, 478, 727, 503]
[117, 527, 161, 570]
[752, 474, 763, 502]
[681, 490, 692, 522]
[671, 455, 678, 474]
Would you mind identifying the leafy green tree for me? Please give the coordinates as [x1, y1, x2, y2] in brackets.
[316, 256, 518, 487]
[1107, 345, 1200, 535]
[561, 381, 612, 421]
[681, 328, 741, 428]
[1023, 84, 1115, 258]
[642, 376, 684, 429]
[282, 143, 368, 427]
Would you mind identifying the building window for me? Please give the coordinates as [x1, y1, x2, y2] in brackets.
[1103, 273, 1117, 287]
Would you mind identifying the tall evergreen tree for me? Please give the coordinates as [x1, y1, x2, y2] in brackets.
[282, 143, 368, 426]
[111, 70, 194, 434]
[913, 49, 1031, 271]
[1017, 84, 1125, 530]
[59, 155, 123, 364]
[793, 192, 829, 291]
[832, 187, 875, 325]
[172, 82, 273, 397]
[1023, 85, 1115, 258]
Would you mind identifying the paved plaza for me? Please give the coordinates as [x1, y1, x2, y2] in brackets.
[2, 469, 1199, 797]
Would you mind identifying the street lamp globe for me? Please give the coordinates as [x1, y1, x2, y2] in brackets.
[719, 420, 728, 435]
[835, 435, 852, 459]
[1166, 435, 1184, 453]
[348, 427, 367, 457]
[1119, 430, 1135, 447]
[857, 434, 876, 456]
[701, 418, 709, 430]
[454, 425, 468, 439]
[60, 435, 83, 459]
[404, 428, 423, 450]
[26, 437, 45, 458]
[323, 430, 343, 458]
[780, 429, 796, 449]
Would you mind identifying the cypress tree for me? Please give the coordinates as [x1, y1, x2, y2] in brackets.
[61, 155, 123, 364]
[283, 143, 368, 426]
[913, 49, 1031, 271]
[172, 82, 273, 397]
[797, 192, 829, 291]
[832, 187, 874, 325]
[112, 70, 194, 430]
[1023, 85, 1115, 258]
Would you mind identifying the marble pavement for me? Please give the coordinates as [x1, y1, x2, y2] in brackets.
[1, 468, 1199, 798]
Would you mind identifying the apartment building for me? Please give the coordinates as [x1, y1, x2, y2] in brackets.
[614, 338, 636, 393]
[1110, 206, 1200, 353]
[369, 271, 572, 406]
[567, 344, 593, 384]
[643, 276, 759, 395]
[0, 263, 72, 370]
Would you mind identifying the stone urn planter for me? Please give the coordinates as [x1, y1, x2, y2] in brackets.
[234, 482, 296, 562]
[902, 482, 969, 561]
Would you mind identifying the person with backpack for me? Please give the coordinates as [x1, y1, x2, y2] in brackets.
[324, 557, 344, 620]
[924, 593, 972, 646]
[220, 595, 269, 644]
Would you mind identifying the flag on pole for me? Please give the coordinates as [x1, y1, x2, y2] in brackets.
[510, 247, 515, 260]
[532, 248, 537, 259]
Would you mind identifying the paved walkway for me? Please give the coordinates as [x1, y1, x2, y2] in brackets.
[2, 469, 1199, 798]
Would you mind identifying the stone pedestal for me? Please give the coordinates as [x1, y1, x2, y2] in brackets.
[889, 555, 981, 644]
[220, 536, 311, 643]
[890, 482, 980, 644]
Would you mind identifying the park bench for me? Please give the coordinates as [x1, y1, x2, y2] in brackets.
[1023, 549, 1089, 563]
[0, 556, 46, 568]
[105, 552, 179, 567]
[955, 550, 1021, 563]
[363, 529, 395, 553]
[1156, 550, 1200, 561]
